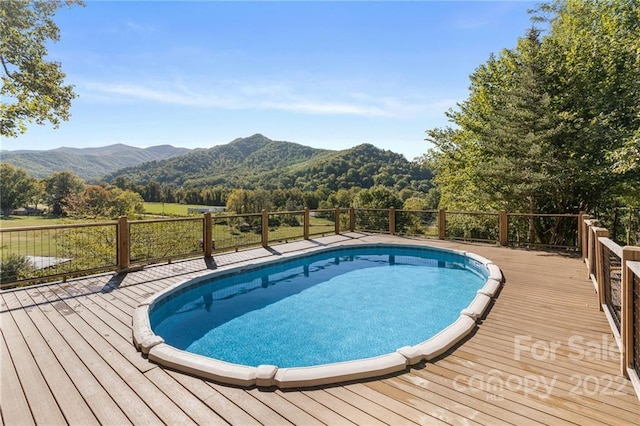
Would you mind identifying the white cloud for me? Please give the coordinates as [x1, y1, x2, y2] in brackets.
[80, 79, 454, 119]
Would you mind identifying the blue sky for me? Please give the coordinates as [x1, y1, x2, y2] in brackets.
[4, 1, 538, 160]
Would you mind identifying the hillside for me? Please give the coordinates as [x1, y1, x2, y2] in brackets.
[105, 134, 433, 192]
[0, 144, 190, 180]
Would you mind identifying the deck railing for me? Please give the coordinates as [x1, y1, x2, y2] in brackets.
[1, 208, 588, 288]
[129, 217, 204, 266]
[581, 217, 640, 398]
[599, 237, 623, 332]
[0, 221, 119, 285]
[442, 211, 500, 243]
[630, 261, 640, 384]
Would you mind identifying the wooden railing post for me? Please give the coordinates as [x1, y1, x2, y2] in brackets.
[117, 216, 130, 271]
[438, 209, 446, 240]
[389, 207, 395, 235]
[581, 215, 592, 263]
[499, 210, 508, 246]
[304, 208, 310, 240]
[586, 219, 601, 279]
[349, 207, 355, 232]
[334, 208, 340, 235]
[578, 211, 586, 255]
[593, 227, 609, 309]
[621, 246, 640, 376]
[261, 210, 269, 248]
[203, 212, 213, 257]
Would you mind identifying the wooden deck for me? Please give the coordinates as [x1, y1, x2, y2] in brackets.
[2, 233, 639, 425]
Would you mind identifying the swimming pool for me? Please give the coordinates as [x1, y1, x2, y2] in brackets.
[133, 243, 503, 388]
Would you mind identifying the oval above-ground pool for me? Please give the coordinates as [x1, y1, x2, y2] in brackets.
[133, 243, 503, 388]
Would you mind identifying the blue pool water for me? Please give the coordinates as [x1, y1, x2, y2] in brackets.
[150, 246, 487, 368]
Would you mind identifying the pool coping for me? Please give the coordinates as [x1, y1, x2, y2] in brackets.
[132, 241, 504, 389]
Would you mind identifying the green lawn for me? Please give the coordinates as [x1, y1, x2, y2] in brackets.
[0, 215, 75, 228]
[143, 202, 222, 216]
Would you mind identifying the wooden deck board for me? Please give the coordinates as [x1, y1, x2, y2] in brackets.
[324, 386, 418, 425]
[247, 388, 326, 426]
[0, 328, 36, 426]
[4, 292, 100, 426]
[302, 389, 388, 426]
[167, 369, 262, 425]
[17, 288, 132, 425]
[143, 367, 228, 425]
[276, 390, 357, 425]
[1, 303, 68, 425]
[2, 234, 639, 425]
[34, 304, 162, 424]
[210, 382, 294, 425]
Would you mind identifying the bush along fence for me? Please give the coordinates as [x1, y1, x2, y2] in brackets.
[581, 215, 640, 398]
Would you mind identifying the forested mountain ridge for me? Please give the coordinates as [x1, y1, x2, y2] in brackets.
[0, 144, 190, 180]
[105, 134, 432, 192]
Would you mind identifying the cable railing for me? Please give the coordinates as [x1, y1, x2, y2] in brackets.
[600, 238, 623, 332]
[444, 211, 500, 243]
[130, 217, 203, 265]
[211, 212, 262, 252]
[353, 208, 391, 234]
[0, 221, 118, 286]
[394, 209, 439, 238]
[267, 210, 306, 244]
[581, 216, 640, 397]
[630, 261, 640, 383]
[1, 208, 590, 289]
[308, 209, 339, 237]
[507, 213, 579, 249]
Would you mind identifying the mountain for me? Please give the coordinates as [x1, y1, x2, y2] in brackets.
[0, 144, 191, 180]
[105, 134, 433, 192]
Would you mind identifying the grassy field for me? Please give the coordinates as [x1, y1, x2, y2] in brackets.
[143, 202, 223, 216]
[0, 215, 75, 228]
[0, 201, 209, 227]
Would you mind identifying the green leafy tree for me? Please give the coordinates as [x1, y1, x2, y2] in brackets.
[403, 196, 430, 211]
[0, 163, 36, 215]
[26, 178, 45, 208]
[537, 0, 640, 211]
[44, 170, 84, 215]
[465, 28, 564, 219]
[1, 0, 83, 137]
[108, 188, 144, 218]
[426, 0, 639, 217]
[353, 186, 405, 232]
[66, 185, 111, 217]
[225, 189, 272, 214]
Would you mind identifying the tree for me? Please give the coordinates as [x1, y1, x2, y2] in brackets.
[536, 0, 640, 212]
[425, 0, 640, 215]
[66, 185, 111, 217]
[226, 189, 265, 214]
[44, 170, 84, 215]
[353, 186, 406, 231]
[465, 29, 564, 214]
[108, 188, 144, 218]
[0, 163, 35, 215]
[1, 0, 83, 137]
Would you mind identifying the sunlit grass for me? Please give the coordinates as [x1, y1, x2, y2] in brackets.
[143, 202, 221, 216]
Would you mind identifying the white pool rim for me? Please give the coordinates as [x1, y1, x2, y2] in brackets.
[132, 242, 503, 389]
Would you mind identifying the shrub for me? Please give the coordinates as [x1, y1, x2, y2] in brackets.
[0, 254, 35, 283]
